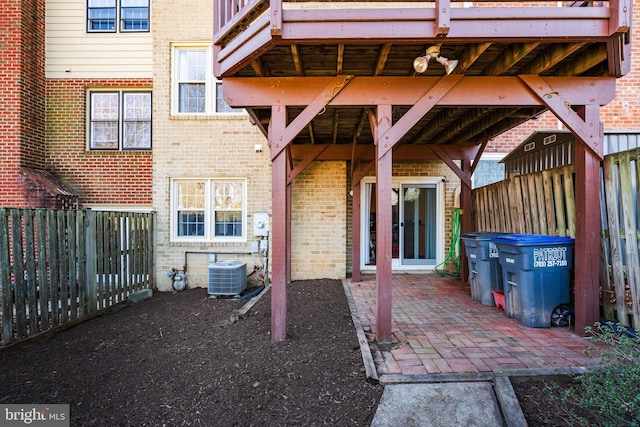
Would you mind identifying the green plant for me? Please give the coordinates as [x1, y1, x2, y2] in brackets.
[556, 322, 640, 426]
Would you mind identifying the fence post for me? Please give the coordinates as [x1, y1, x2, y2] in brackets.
[149, 212, 156, 290]
[0, 208, 13, 345]
[85, 210, 97, 313]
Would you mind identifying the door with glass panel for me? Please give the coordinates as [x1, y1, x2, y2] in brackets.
[364, 182, 437, 267]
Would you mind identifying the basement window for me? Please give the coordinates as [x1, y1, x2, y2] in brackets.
[171, 179, 246, 242]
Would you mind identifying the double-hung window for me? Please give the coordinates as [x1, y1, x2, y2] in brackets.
[172, 44, 244, 115]
[89, 91, 152, 150]
[87, 0, 149, 33]
[172, 179, 246, 241]
[174, 47, 210, 114]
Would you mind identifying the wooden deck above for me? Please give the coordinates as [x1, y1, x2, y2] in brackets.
[214, 0, 632, 154]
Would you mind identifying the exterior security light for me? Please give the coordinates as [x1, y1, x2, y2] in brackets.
[413, 45, 458, 75]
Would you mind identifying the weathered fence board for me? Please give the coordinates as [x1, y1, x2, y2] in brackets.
[474, 148, 640, 327]
[0, 209, 155, 346]
[0, 209, 12, 345]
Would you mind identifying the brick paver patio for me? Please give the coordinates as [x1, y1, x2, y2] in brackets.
[347, 274, 600, 375]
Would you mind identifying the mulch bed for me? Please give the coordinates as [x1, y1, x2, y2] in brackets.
[0, 279, 382, 426]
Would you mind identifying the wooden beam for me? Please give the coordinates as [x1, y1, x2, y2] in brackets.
[337, 44, 344, 75]
[454, 43, 491, 74]
[484, 42, 539, 75]
[431, 145, 472, 189]
[270, 75, 354, 160]
[519, 75, 605, 159]
[291, 44, 304, 76]
[521, 42, 587, 74]
[270, 0, 283, 36]
[378, 74, 464, 158]
[375, 104, 394, 344]
[289, 143, 482, 161]
[374, 44, 392, 76]
[223, 76, 617, 108]
[573, 105, 603, 335]
[436, 0, 451, 36]
[555, 43, 607, 76]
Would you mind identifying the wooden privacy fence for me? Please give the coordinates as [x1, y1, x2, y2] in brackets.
[0, 209, 155, 346]
[472, 148, 640, 329]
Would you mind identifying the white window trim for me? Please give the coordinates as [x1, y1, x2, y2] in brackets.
[359, 176, 445, 272]
[171, 43, 213, 116]
[87, 89, 152, 151]
[170, 178, 247, 243]
[87, 0, 150, 33]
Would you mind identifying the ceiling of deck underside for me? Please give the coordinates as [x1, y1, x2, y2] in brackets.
[216, 0, 625, 150]
[236, 39, 611, 148]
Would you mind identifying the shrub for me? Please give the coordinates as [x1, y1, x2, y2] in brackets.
[554, 322, 640, 426]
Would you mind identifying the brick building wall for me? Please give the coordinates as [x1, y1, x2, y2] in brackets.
[0, 0, 46, 207]
[488, 0, 640, 152]
[46, 79, 153, 206]
[291, 161, 347, 280]
[152, 0, 273, 291]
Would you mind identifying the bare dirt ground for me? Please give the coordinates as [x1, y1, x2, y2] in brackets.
[0, 277, 600, 426]
[0, 279, 381, 426]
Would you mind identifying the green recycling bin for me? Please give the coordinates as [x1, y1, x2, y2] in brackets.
[492, 234, 574, 328]
[460, 232, 503, 306]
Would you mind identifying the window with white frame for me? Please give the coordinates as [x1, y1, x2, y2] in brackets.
[87, 0, 150, 33]
[172, 179, 246, 241]
[89, 91, 152, 150]
[172, 44, 244, 115]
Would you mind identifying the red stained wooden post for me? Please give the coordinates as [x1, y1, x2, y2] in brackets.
[271, 106, 288, 343]
[351, 181, 362, 283]
[574, 106, 603, 335]
[460, 159, 473, 281]
[376, 105, 393, 343]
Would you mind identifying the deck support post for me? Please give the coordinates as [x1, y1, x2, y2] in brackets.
[460, 159, 473, 281]
[351, 180, 362, 283]
[375, 105, 394, 343]
[574, 105, 603, 335]
[271, 106, 289, 343]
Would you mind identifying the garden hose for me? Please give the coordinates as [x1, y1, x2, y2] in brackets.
[435, 207, 461, 277]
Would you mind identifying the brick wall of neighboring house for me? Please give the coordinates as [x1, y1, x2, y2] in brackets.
[46, 79, 153, 206]
[0, 0, 46, 207]
[488, 2, 640, 153]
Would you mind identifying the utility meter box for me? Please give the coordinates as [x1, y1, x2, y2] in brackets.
[253, 212, 269, 237]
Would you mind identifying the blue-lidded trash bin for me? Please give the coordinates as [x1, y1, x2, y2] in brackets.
[492, 234, 574, 328]
[460, 232, 503, 306]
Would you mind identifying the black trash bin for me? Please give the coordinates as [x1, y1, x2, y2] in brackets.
[460, 232, 503, 306]
[492, 234, 574, 328]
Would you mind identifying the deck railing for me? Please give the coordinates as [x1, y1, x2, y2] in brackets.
[0, 209, 155, 346]
[213, 0, 621, 44]
[472, 147, 640, 329]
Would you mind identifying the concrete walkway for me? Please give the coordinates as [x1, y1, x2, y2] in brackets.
[342, 274, 597, 426]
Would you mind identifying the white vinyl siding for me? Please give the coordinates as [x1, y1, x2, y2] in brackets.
[46, 0, 152, 78]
